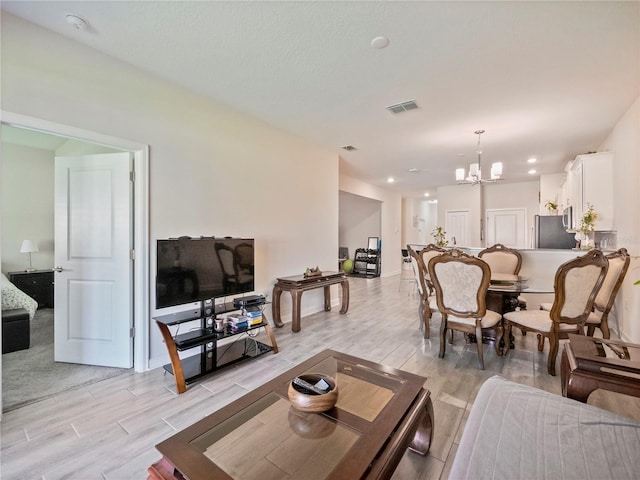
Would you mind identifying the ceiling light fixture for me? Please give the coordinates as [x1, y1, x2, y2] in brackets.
[528, 157, 537, 163]
[424, 192, 430, 197]
[66, 14, 88, 30]
[456, 130, 503, 185]
[528, 169, 537, 175]
[371, 36, 389, 49]
[387, 177, 395, 183]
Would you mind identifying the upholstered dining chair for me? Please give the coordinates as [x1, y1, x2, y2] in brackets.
[477, 243, 522, 275]
[428, 248, 503, 370]
[418, 244, 447, 296]
[585, 248, 630, 339]
[503, 249, 608, 376]
[407, 245, 438, 339]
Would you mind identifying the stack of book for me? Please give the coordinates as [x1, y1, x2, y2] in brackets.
[226, 313, 248, 332]
[243, 306, 263, 327]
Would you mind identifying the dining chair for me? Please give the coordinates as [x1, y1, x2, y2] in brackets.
[428, 248, 503, 370]
[407, 245, 438, 339]
[418, 244, 447, 296]
[585, 248, 630, 339]
[477, 243, 522, 275]
[399, 248, 415, 291]
[503, 249, 608, 376]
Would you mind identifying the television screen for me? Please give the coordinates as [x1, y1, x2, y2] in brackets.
[156, 237, 254, 309]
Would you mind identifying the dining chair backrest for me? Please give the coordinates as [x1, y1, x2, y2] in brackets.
[478, 243, 522, 275]
[593, 248, 630, 314]
[428, 248, 491, 319]
[550, 249, 608, 325]
[407, 245, 428, 297]
[419, 244, 447, 273]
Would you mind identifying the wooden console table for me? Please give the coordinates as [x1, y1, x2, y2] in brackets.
[272, 271, 349, 332]
[561, 334, 640, 403]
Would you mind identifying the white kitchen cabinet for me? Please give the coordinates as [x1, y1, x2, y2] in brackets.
[568, 152, 613, 231]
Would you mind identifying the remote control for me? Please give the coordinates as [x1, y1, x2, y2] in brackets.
[293, 377, 327, 395]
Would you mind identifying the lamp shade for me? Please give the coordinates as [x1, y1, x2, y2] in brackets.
[20, 240, 38, 254]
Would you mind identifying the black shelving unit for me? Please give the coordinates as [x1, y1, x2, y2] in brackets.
[154, 300, 278, 393]
[352, 248, 381, 277]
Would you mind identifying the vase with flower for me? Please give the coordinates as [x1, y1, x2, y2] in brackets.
[577, 203, 598, 250]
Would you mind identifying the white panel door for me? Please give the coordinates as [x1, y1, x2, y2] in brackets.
[445, 210, 469, 247]
[54, 153, 133, 367]
[486, 208, 527, 248]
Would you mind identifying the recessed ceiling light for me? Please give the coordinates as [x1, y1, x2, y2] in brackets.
[528, 157, 537, 163]
[387, 177, 395, 183]
[528, 169, 537, 175]
[371, 36, 389, 49]
[424, 192, 430, 197]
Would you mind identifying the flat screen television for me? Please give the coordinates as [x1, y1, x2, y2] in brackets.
[156, 237, 254, 309]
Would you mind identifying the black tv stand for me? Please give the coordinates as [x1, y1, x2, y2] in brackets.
[154, 299, 278, 394]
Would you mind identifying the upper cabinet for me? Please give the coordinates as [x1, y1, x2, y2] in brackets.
[566, 152, 614, 231]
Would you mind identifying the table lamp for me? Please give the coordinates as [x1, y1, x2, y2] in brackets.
[20, 239, 38, 272]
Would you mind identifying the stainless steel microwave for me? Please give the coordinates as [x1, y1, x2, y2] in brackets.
[562, 206, 573, 229]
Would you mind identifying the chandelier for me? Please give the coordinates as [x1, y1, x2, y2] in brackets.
[456, 130, 503, 185]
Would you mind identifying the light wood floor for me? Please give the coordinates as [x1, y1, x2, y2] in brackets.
[2, 274, 639, 480]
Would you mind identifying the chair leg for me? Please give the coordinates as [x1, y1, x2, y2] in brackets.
[422, 305, 430, 340]
[547, 330, 558, 376]
[494, 324, 504, 356]
[439, 315, 447, 359]
[537, 334, 545, 352]
[600, 314, 611, 339]
[475, 325, 485, 370]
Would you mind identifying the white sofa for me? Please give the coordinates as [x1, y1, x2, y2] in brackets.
[450, 375, 640, 479]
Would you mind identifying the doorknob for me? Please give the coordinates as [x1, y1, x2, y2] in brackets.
[54, 266, 64, 273]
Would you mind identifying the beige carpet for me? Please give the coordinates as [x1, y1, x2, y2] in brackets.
[2, 308, 127, 412]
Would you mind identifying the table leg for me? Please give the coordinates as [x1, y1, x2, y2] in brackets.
[260, 310, 279, 354]
[271, 286, 284, 328]
[291, 290, 303, 332]
[409, 390, 434, 455]
[339, 279, 349, 314]
[323, 285, 332, 311]
[156, 322, 187, 394]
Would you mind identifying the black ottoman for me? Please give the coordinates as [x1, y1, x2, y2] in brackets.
[2, 308, 30, 354]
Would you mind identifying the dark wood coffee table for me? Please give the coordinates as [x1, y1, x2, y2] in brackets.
[561, 334, 640, 403]
[148, 349, 433, 480]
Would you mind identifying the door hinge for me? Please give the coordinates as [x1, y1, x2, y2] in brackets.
[130, 249, 135, 260]
[130, 327, 135, 338]
[130, 171, 135, 182]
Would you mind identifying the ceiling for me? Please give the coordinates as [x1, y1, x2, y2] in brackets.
[2, 1, 639, 198]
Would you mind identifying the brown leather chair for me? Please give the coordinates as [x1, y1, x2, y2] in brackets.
[428, 248, 503, 370]
[503, 249, 608, 375]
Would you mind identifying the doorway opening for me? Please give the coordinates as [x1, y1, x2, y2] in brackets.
[0, 112, 149, 411]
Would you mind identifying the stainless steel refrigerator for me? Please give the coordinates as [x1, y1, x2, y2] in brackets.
[534, 215, 576, 249]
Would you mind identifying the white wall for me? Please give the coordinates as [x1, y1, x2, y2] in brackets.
[598, 96, 640, 343]
[1, 143, 54, 272]
[437, 185, 482, 247]
[338, 191, 381, 263]
[339, 174, 402, 277]
[1, 13, 340, 367]
[402, 197, 437, 247]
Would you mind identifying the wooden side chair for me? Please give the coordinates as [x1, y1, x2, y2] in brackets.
[407, 245, 437, 338]
[477, 243, 522, 275]
[585, 248, 630, 338]
[503, 249, 608, 375]
[428, 248, 503, 370]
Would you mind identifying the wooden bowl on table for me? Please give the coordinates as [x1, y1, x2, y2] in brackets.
[288, 373, 338, 413]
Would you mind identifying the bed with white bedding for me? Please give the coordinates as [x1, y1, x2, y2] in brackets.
[1, 273, 38, 319]
[450, 375, 640, 479]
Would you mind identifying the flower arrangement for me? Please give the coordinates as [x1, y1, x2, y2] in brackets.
[579, 203, 599, 233]
[545, 201, 558, 213]
[431, 226, 448, 247]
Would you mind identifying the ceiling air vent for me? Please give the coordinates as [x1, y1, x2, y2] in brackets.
[386, 100, 418, 114]
[341, 145, 357, 151]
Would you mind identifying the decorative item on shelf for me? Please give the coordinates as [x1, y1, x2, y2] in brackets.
[578, 203, 598, 250]
[431, 226, 448, 247]
[304, 266, 322, 277]
[545, 201, 558, 215]
[19, 239, 38, 272]
[288, 373, 338, 413]
[456, 129, 503, 185]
